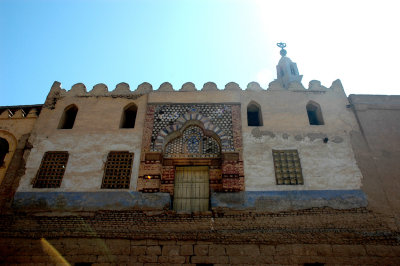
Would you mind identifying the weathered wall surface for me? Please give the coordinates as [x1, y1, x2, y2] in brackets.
[16, 80, 363, 199]
[349, 95, 400, 225]
[1, 207, 399, 265]
[241, 86, 363, 191]
[0, 107, 39, 209]
[2, 238, 400, 265]
[17, 86, 148, 192]
[0, 109, 37, 185]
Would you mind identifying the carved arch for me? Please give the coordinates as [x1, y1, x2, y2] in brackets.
[153, 111, 229, 152]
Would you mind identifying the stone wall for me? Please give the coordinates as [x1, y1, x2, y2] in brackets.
[0, 105, 39, 209]
[349, 95, 400, 228]
[2, 238, 400, 265]
[1, 207, 399, 265]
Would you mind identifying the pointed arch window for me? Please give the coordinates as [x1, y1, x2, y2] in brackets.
[247, 102, 263, 126]
[58, 104, 78, 129]
[306, 101, 324, 125]
[120, 104, 137, 128]
[0, 138, 9, 167]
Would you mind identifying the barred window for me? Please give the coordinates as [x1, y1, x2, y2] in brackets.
[101, 151, 133, 189]
[272, 150, 303, 185]
[33, 151, 69, 188]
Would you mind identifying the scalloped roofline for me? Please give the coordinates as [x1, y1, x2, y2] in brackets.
[47, 79, 345, 98]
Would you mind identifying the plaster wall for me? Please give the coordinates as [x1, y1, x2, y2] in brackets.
[16, 80, 362, 194]
[17, 95, 147, 192]
[240, 90, 363, 191]
[149, 87, 362, 191]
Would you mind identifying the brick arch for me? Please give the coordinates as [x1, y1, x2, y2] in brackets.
[153, 111, 229, 152]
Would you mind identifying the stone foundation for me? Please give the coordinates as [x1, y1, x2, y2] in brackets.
[1, 238, 400, 265]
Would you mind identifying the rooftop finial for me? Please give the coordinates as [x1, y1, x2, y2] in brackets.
[277, 42, 287, 57]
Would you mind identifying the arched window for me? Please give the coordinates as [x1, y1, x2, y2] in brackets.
[0, 137, 9, 167]
[58, 104, 78, 129]
[306, 101, 324, 125]
[120, 104, 137, 128]
[247, 102, 263, 126]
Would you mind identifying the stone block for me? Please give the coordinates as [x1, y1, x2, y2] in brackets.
[131, 246, 147, 256]
[146, 245, 161, 255]
[365, 245, 395, 257]
[162, 245, 180, 256]
[230, 256, 257, 264]
[392, 246, 400, 256]
[65, 255, 98, 264]
[208, 244, 226, 256]
[191, 255, 229, 264]
[137, 255, 158, 263]
[275, 244, 293, 255]
[158, 240, 176, 245]
[291, 255, 327, 265]
[105, 239, 130, 255]
[259, 245, 275, 255]
[292, 244, 318, 256]
[180, 244, 193, 255]
[226, 244, 259, 256]
[146, 239, 159, 245]
[273, 255, 294, 264]
[314, 244, 333, 256]
[131, 240, 147, 245]
[157, 255, 186, 264]
[255, 255, 274, 264]
[115, 255, 130, 263]
[194, 244, 209, 256]
[96, 255, 117, 263]
[332, 244, 366, 257]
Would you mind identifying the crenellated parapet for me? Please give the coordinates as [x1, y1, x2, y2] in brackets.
[45, 78, 345, 100]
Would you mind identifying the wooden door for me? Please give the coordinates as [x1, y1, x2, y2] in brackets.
[173, 166, 209, 212]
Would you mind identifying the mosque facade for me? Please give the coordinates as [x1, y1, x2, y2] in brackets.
[0, 47, 399, 265]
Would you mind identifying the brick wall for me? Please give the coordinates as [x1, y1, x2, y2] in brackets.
[1, 207, 400, 264]
[2, 238, 400, 265]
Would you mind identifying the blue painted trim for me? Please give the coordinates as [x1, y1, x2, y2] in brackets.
[13, 191, 171, 212]
[211, 190, 368, 211]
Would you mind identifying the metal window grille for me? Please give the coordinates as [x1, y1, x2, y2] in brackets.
[101, 151, 133, 189]
[273, 150, 304, 185]
[33, 151, 69, 188]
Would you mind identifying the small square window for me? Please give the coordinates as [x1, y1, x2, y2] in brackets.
[272, 150, 303, 185]
[101, 151, 133, 189]
[33, 151, 69, 188]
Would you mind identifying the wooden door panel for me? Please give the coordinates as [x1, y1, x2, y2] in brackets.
[174, 166, 209, 212]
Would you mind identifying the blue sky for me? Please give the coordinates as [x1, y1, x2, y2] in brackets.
[1, 0, 399, 106]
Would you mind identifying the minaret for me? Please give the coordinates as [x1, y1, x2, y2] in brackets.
[276, 43, 303, 89]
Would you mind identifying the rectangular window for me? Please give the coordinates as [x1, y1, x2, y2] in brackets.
[272, 150, 303, 185]
[101, 151, 133, 189]
[33, 151, 69, 188]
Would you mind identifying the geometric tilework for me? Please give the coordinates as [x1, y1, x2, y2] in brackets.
[149, 104, 235, 152]
[272, 150, 304, 185]
[165, 125, 220, 158]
